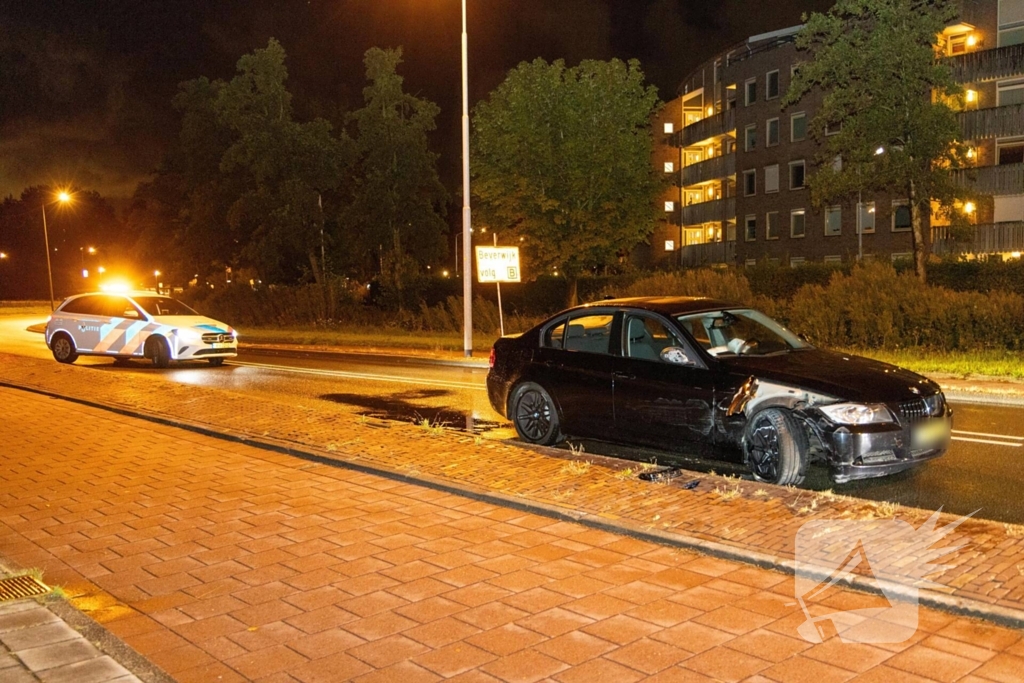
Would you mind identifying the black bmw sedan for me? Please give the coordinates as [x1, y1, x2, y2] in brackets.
[486, 297, 951, 486]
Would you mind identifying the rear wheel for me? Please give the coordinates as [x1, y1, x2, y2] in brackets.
[145, 337, 171, 369]
[745, 408, 807, 486]
[510, 382, 563, 446]
[51, 333, 78, 364]
[208, 357, 225, 367]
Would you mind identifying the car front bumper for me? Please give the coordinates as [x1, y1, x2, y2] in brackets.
[173, 340, 238, 361]
[819, 411, 952, 484]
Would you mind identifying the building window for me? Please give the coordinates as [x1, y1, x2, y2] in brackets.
[789, 161, 806, 189]
[824, 255, 842, 265]
[664, 162, 675, 173]
[664, 240, 675, 251]
[745, 78, 757, 106]
[663, 122, 674, 134]
[766, 70, 780, 99]
[745, 215, 757, 242]
[790, 257, 806, 268]
[727, 221, 736, 242]
[743, 170, 756, 196]
[745, 124, 757, 151]
[825, 206, 842, 236]
[765, 164, 779, 193]
[766, 118, 780, 147]
[766, 211, 780, 240]
[998, 81, 1024, 107]
[998, 139, 1024, 165]
[745, 259, 757, 268]
[892, 201, 912, 231]
[999, 0, 1024, 46]
[791, 209, 806, 238]
[791, 113, 807, 142]
[891, 252, 914, 263]
[859, 201, 876, 233]
[825, 121, 842, 136]
[664, 201, 676, 212]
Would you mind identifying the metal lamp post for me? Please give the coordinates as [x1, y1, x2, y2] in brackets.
[459, 0, 473, 357]
[41, 192, 72, 311]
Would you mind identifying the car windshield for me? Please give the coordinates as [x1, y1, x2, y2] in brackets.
[676, 308, 810, 357]
[132, 296, 198, 317]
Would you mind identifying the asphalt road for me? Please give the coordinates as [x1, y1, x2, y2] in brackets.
[4, 314, 1024, 524]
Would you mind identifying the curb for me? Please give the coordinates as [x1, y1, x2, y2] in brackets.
[239, 342, 492, 369]
[3, 379, 1023, 633]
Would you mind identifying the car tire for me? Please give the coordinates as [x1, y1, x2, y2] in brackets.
[510, 382, 563, 446]
[208, 358, 225, 367]
[51, 333, 78, 364]
[145, 336, 171, 369]
[744, 408, 807, 486]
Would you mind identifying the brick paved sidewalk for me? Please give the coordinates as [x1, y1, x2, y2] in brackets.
[4, 387, 1024, 682]
[2, 353, 1024, 625]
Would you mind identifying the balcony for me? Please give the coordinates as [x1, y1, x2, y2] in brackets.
[679, 241, 736, 268]
[948, 43, 1024, 83]
[680, 110, 736, 147]
[931, 221, 1024, 255]
[953, 163, 1024, 195]
[682, 196, 736, 226]
[959, 103, 1024, 140]
[682, 154, 736, 187]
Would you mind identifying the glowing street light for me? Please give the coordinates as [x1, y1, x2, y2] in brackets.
[79, 246, 96, 276]
[0, 252, 7, 259]
[42, 190, 72, 311]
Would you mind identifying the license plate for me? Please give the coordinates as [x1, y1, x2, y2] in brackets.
[210, 342, 231, 349]
[912, 419, 949, 449]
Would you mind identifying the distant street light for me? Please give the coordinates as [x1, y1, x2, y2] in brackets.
[154, 270, 161, 294]
[0, 252, 7, 259]
[42, 191, 72, 311]
[79, 246, 96, 277]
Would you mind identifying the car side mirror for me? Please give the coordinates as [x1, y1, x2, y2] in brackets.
[660, 347, 693, 366]
[124, 309, 139, 319]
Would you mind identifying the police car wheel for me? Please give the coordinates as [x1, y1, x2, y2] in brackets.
[51, 334, 78, 364]
[208, 358, 225, 367]
[146, 337, 171, 369]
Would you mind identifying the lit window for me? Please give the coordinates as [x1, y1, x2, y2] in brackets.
[791, 209, 806, 238]
[766, 211, 780, 240]
[859, 201, 876, 233]
[664, 240, 675, 251]
[743, 169, 756, 197]
[764, 164, 779, 193]
[664, 201, 676, 212]
[825, 206, 842, 236]
[766, 70, 780, 99]
[745, 215, 757, 242]
[790, 161, 806, 189]
[664, 162, 675, 173]
[663, 122, 674, 134]
[791, 113, 807, 142]
[766, 118, 780, 147]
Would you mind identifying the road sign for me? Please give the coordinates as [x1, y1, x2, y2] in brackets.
[475, 246, 521, 283]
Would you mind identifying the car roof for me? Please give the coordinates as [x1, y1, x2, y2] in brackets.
[66, 291, 166, 299]
[577, 296, 741, 317]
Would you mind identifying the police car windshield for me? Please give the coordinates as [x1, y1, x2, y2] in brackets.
[133, 297, 198, 317]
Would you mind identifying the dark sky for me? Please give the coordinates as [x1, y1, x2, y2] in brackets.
[0, 0, 834, 202]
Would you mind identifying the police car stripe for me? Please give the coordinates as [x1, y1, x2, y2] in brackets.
[118, 321, 155, 355]
[92, 319, 136, 354]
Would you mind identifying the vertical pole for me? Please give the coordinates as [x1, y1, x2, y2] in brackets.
[493, 233, 504, 337]
[461, 0, 473, 357]
[857, 188, 863, 261]
[42, 204, 55, 311]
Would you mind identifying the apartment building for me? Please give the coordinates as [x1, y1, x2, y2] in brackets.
[649, 0, 1024, 269]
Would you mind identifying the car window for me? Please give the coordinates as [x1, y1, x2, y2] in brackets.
[543, 320, 567, 349]
[623, 315, 692, 364]
[133, 297, 198, 317]
[59, 296, 103, 315]
[677, 308, 809, 357]
[100, 296, 142, 319]
[564, 314, 614, 355]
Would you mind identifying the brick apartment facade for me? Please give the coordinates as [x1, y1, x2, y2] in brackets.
[648, 0, 1024, 270]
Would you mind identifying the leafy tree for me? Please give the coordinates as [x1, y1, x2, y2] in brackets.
[347, 47, 448, 307]
[785, 0, 972, 282]
[472, 58, 661, 305]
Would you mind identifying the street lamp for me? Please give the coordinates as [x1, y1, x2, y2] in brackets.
[857, 146, 887, 261]
[80, 246, 96, 277]
[42, 191, 72, 311]
[459, 0, 473, 357]
[154, 270, 161, 294]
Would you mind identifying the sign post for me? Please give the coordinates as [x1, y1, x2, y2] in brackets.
[475, 242, 521, 337]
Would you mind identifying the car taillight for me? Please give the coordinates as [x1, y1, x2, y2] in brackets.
[488, 346, 496, 368]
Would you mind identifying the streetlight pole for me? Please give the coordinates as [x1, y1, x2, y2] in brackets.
[41, 204, 55, 311]
[460, 0, 473, 357]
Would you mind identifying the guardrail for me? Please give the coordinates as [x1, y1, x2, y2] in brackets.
[680, 110, 736, 147]
[953, 163, 1024, 195]
[682, 196, 736, 226]
[948, 43, 1024, 84]
[931, 221, 1024, 255]
[959, 103, 1024, 140]
[682, 154, 736, 187]
[679, 241, 736, 268]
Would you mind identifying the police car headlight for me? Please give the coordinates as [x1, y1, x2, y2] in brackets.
[176, 328, 203, 343]
[819, 403, 894, 425]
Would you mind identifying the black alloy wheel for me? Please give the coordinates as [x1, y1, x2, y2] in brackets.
[511, 382, 562, 446]
[146, 337, 171, 369]
[744, 408, 806, 486]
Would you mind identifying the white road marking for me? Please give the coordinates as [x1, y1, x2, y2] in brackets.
[951, 436, 1022, 447]
[952, 429, 1024, 441]
[228, 360, 487, 391]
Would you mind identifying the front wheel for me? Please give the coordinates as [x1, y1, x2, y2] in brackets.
[208, 357, 225, 367]
[145, 337, 171, 369]
[510, 382, 563, 446]
[51, 334, 78, 364]
[744, 408, 807, 486]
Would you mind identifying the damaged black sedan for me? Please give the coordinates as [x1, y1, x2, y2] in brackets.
[486, 297, 951, 486]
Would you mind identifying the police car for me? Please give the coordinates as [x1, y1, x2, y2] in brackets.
[45, 292, 237, 368]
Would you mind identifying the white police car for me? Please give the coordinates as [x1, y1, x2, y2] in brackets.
[45, 292, 237, 368]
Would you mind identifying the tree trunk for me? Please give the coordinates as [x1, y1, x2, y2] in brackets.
[908, 178, 927, 283]
[566, 275, 579, 308]
[392, 227, 404, 312]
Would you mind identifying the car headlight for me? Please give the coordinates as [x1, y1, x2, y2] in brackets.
[176, 328, 203, 343]
[924, 392, 945, 417]
[819, 403, 894, 425]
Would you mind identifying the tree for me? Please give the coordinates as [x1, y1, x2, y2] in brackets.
[472, 58, 662, 305]
[347, 47, 448, 307]
[784, 0, 972, 282]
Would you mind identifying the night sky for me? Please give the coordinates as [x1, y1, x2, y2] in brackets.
[0, 0, 835, 203]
